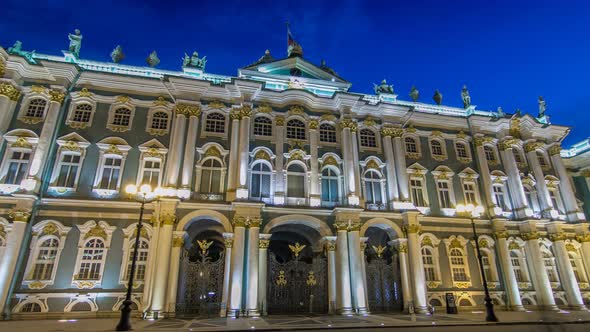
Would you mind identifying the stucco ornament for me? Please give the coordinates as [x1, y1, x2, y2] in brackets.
[110, 45, 125, 63]
[68, 29, 83, 57]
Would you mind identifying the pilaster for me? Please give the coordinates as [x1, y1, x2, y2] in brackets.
[402, 211, 428, 313]
[323, 236, 337, 314]
[164, 111, 187, 187]
[390, 238, 412, 312]
[491, 219, 524, 311]
[498, 138, 531, 219]
[381, 127, 399, 208]
[524, 141, 555, 218]
[309, 120, 320, 206]
[226, 111, 241, 201]
[549, 144, 585, 221]
[179, 104, 201, 190]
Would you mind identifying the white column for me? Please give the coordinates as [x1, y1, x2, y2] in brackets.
[340, 119, 358, 205]
[381, 130, 399, 208]
[164, 113, 187, 187]
[525, 142, 554, 217]
[475, 138, 499, 213]
[498, 142, 530, 219]
[274, 118, 285, 204]
[236, 107, 251, 199]
[226, 112, 241, 201]
[150, 219, 174, 315]
[228, 220, 246, 317]
[347, 226, 368, 314]
[359, 237, 369, 311]
[549, 146, 585, 221]
[244, 219, 260, 316]
[548, 227, 585, 310]
[165, 231, 185, 313]
[521, 231, 557, 310]
[351, 131, 362, 204]
[335, 223, 353, 314]
[180, 112, 200, 189]
[220, 233, 233, 317]
[493, 231, 524, 311]
[403, 212, 428, 313]
[141, 216, 161, 312]
[0, 83, 20, 143]
[393, 133, 410, 202]
[324, 236, 337, 314]
[0, 212, 29, 314]
[390, 239, 413, 312]
[309, 121, 320, 206]
[27, 92, 63, 189]
[258, 234, 271, 315]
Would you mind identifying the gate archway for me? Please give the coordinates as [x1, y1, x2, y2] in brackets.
[266, 223, 328, 314]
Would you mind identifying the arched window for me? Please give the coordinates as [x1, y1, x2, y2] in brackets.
[250, 162, 272, 200]
[31, 237, 59, 280]
[359, 129, 377, 148]
[77, 239, 105, 280]
[449, 248, 468, 281]
[5, 150, 31, 185]
[199, 158, 223, 194]
[542, 250, 559, 283]
[422, 247, 437, 281]
[25, 98, 47, 118]
[484, 145, 496, 162]
[319, 123, 336, 143]
[286, 163, 306, 198]
[456, 142, 468, 159]
[124, 238, 149, 282]
[430, 140, 443, 156]
[72, 104, 93, 123]
[364, 169, 383, 205]
[321, 167, 340, 204]
[150, 111, 169, 130]
[21, 302, 42, 313]
[253, 116, 272, 136]
[205, 113, 226, 133]
[286, 119, 306, 139]
[112, 108, 132, 127]
[405, 137, 418, 153]
[510, 251, 527, 282]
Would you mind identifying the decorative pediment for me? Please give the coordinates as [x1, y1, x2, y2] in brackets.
[431, 166, 454, 180]
[406, 162, 428, 176]
[242, 56, 347, 83]
[458, 167, 479, 180]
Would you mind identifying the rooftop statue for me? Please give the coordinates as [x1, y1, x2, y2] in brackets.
[514, 108, 521, 117]
[497, 107, 505, 117]
[461, 85, 471, 108]
[538, 96, 546, 117]
[68, 29, 83, 57]
[7, 40, 37, 64]
[409, 86, 420, 102]
[182, 51, 207, 70]
[433, 90, 443, 105]
[110, 45, 124, 63]
[374, 79, 394, 94]
[320, 59, 338, 76]
[146, 51, 160, 68]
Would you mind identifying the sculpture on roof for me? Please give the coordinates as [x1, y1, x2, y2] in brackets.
[461, 85, 471, 108]
[374, 79, 394, 94]
[182, 51, 207, 70]
[538, 96, 546, 118]
[110, 45, 124, 63]
[320, 59, 338, 76]
[409, 86, 420, 102]
[7, 40, 36, 64]
[497, 107, 505, 117]
[146, 51, 160, 68]
[514, 108, 521, 117]
[433, 90, 443, 105]
[68, 29, 83, 57]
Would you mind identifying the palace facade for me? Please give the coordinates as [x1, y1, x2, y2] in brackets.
[1, 32, 590, 320]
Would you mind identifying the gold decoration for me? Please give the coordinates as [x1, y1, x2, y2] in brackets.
[579, 282, 589, 290]
[405, 125, 416, 133]
[334, 221, 349, 231]
[230, 110, 241, 120]
[9, 210, 31, 223]
[275, 271, 287, 286]
[427, 281, 441, 289]
[145, 147, 163, 158]
[372, 245, 387, 258]
[326, 242, 336, 251]
[208, 100, 225, 109]
[421, 236, 433, 247]
[232, 216, 247, 227]
[406, 152, 420, 160]
[153, 96, 168, 106]
[105, 144, 122, 155]
[521, 232, 540, 241]
[449, 238, 463, 249]
[225, 238, 234, 249]
[205, 146, 221, 158]
[548, 144, 561, 156]
[565, 243, 577, 252]
[309, 120, 319, 130]
[176, 103, 201, 117]
[290, 150, 305, 161]
[275, 116, 285, 126]
[74, 280, 97, 289]
[19, 116, 43, 125]
[257, 104, 272, 113]
[363, 117, 376, 127]
[172, 237, 184, 248]
[289, 105, 305, 115]
[79, 88, 92, 97]
[398, 243, 408, 253]
[31, 85, 46, 93]
[12, 137, 32, 149]
[499, 139, 518, 151]
[509, 117, 521, 139]
[0, 82, 21, 101]
[322, 156, 338, 167]
[197, 239, 213, 256]
[380, 127, 395, 137]
[403, 224, 421, 234]
[339, 118, 357, 132]
[549, 232, 567, 242]
[0, 225, 5, 238]
[116, 95, 130, 104]
[431, 130, 443, 137]
[457, 131, 467, 139]
[289, 242, 306, 258]
[478, 239, 489, 248]
[259, 239, 270, 249]
[254, 150, 271, 161]
[347, 221, 362, 231]
[27, 281, 47, 290]
[0, 59, 5, 77]
[508, 241, 521, 250]
[576, 234, 590, 243]
[306, 271, 317, 286]
[524, 141, 543, 153]
[495, 231, 509, 239]
[240, 105, 253, 118]
[366, 159, 379, 170]
[63, 140, 81, 152]
[84, 224, 107, 240]
[161, 214, 177, 225]
[455, 282, 470, 289]
[42, 223, 58, 236]
[246, 217, 261, 228]
[518, 282, 531, 289]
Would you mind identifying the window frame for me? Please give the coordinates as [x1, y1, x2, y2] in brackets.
[146, 107, 171, 136]
[444, 236, 472, 287]
[285, 161, 308, 201]
[66, 93, 97, 129]
[107, 99, 136, 133]
[249, 160, 274, 203]
[93, 140, 131, 196]
[319, 122, 338, 144]
[454, 140, 472, 162]
[363, 168, 385, 208]
[358, 128, 379, 150]
[286, 118, 307, 140]
[119, 223, 153, 287]
[18, 94, 50, 124]
[252, 115, 273, 138]
[320, 166, 342, 207]
[72, 221, 115, 289]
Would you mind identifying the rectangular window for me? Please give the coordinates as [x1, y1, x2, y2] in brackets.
[437, 181, 452, 209]
[5, 151, 30, 185]
[141, 160, 161, 188]
[410, 178, 425, 207]
[99, 157, 122, 190]
[463, 182, 477, 204]
[287, 174, 305, 198]
[56, 154, 81, 188]
[493, 185, 507, 211]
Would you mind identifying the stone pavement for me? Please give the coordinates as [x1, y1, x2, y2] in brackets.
[1, 310, 590, 332]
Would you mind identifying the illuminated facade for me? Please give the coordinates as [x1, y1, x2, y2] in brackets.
[1, 32, 590, 320]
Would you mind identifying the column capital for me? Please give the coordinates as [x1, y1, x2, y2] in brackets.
[259, 239, 270, 249]
[499, 138, 518, 151]
[521, 231, 541, 241]
[576, 234, 590, 243]
[339, 118, 357, 132]
[160, 213, 177, 226]
[239, 105, 253, 118]
[548, 232, 567, 242]
[309, 119, 319, 130]
[48, 89, 66, 104]
[172, 236, 184, 247]
[322, 236, 337, 251]
[474, 136, 494, 147]
[9, 209, 31, 223]
[548, 144, 561, 156]
[0, 82, 21, 101]
[524, 141, 544, 153]
[175, 103, 201, 117]
[275, 115, 285, 126]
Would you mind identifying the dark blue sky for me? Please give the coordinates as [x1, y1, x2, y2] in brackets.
[2, 0, 589, 146]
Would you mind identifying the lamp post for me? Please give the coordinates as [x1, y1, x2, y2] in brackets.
[456, 203, 498, 322]
[116, 184, 157, 331]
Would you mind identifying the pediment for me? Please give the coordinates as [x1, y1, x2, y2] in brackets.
[242, 56, 347, 83]
[57, 132, 89, 143]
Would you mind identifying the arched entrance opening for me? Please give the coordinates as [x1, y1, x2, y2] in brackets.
[266, 222, 328, 315]
[176, 219, 226, 317]
[363, 223, 403, 313]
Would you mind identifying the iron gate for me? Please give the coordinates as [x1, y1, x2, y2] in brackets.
[267, 252, 328, 314]
[365, 248, 402, 312]
[175, 241, 224, 317]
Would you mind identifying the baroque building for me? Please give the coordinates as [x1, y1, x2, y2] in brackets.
[1, 31, 590, 319]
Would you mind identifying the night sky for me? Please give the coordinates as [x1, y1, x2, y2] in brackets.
[2, 0, 589, 146]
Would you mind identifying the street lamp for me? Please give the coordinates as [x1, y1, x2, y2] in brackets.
[455, 203, 498, 322]
[116, 184, 157, 331]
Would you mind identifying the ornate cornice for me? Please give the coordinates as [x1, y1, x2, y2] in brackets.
[0, 82, 21, 101]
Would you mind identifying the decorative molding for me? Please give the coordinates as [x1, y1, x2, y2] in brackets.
[9, 209, 31, 223]
[259, 239, 270, 249]
[309, 119, 319, 130]
[404, 224, 421, 234]
[549, 232, 567, 242]
[524, 141, 543, 153]
[254, 150, 271, 161]
[548, 144, 561, 156]
[521, 232, 541, 241]
[275, 115, 285, 126]
[0, 82, 21, 101]
[176, 103, 201, 117]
